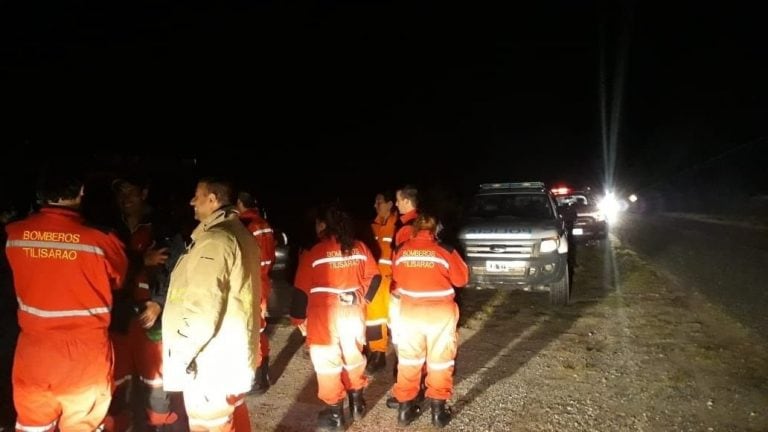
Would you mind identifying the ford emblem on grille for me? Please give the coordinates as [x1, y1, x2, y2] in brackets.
[490, 246, 506, 253]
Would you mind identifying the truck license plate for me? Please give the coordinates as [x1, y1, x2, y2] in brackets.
[572, 228, 584, 235]
[486, 261, 526, 273]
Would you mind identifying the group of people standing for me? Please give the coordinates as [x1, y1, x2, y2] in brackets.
[3, 167, 468, 432]
[5, 171, 270, 432]
[290, 185, 469, 431]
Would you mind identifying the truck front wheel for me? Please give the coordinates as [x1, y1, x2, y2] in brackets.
[549, 263, 570, 306]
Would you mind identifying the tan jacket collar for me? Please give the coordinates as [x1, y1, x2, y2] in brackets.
[192, 206, 237, 240]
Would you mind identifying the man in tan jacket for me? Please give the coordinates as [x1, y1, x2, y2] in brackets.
[162, 177, 261, 432]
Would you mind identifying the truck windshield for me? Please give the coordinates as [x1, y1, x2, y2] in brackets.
[468, 193, 554, 219]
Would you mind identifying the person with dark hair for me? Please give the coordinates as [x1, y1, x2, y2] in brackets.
[391, 213, 468, 428]
[235, 191, 277, 395]
[290, 204, 382, 431]
[365, 191, 397, 374]
[107, 175, 186, 432]
[394, 185, 420, 249]
[4, 168, 128, 431]
[384, 184, 422, 409]
[162, 177, 261, 432]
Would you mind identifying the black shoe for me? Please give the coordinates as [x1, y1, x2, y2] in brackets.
[347, 389, 366, 420]
[365, 351, 386, 374]
[316, 403, 345, 431]
[248, 356, 270, 396]
[397, 400, 421, 426]
[430, 399, 452, 428]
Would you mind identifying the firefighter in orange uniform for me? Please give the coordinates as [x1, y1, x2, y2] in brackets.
[5, 169, 128, 432]
[393, 185, 420, 248]
[391, 213, 468, 428]
[385, 184, 421, 409]
[108, 177, 185, 432]
[365, 191, 397, 374]
[291, 205, 382, 431]
[235, 191, 276, 395]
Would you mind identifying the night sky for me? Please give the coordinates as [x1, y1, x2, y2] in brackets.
[1, 1, 766, 221]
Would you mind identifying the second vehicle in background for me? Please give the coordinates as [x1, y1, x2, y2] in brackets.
[552, 187, 608, 242]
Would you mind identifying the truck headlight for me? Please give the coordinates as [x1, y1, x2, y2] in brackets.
[540, 238, 558, 253]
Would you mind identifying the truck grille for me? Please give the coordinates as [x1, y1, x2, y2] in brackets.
[464, 240, 537, 259]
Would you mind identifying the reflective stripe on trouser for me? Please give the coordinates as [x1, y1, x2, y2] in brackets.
[184, 390, 249, 432]
[365, 276, 390, 353]
[393, 301, 459, 402]
[108, 320, 181, 431]
[13, 332, 112, 432]
[308, 304, 368, 405]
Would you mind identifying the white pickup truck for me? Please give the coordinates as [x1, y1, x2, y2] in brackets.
[457, 182, 571, 305]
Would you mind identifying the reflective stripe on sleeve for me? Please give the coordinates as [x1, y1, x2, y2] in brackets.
[15, 420, 57, 432]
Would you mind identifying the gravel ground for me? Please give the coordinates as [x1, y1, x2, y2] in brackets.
[248, 238, 768, 431]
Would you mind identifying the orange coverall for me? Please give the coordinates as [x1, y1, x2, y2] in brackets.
[5, 207, 128, 432]
[293, 237, 380, 405]
[391, 230, 468, 403]
[389, 209, 418, 346]
[239, 208, 276, 364]
[367, 212, 396, 352]
[393, 210, 418, 250]
[110, 220, 182, 431]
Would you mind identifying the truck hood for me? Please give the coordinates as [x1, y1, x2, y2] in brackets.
[458, 217, 561, 240]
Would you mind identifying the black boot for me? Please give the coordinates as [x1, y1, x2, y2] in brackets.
[388, 373, 425, 409]
[316, 403, 345, 432]
[397, 400, 421, 426]
[248, 356, 270, 395]
[365, 351, 386, 374]
[347, 389, 366, 420]
[430, 399, 452, 428]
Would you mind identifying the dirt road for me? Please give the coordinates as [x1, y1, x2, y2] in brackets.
[248, 239, 768, 431]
